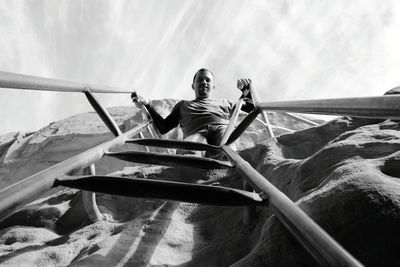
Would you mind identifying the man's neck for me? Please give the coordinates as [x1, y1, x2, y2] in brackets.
[195, 97, 211, 101]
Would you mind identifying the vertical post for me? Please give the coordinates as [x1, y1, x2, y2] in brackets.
[81, 164, 102, 222]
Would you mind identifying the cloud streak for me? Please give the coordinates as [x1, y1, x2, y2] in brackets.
[1, 0, 400, 134]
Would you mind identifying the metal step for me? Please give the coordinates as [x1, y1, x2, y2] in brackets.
[55, 175, 267, 207]
[105, 150, 233, 169]
[126, 138, 220, 151]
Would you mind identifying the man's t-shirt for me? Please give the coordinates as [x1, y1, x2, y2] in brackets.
[145, 98, 234, 137]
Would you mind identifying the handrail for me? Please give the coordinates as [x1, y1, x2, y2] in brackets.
[0, 70, 369, 266]
[258, 95, 400, 119]
[0, 121, 150, 221]
[221, 145, 363, 267]
[0, 71, 133, 93]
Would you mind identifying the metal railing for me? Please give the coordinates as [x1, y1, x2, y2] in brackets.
[1, 71, 392, 266]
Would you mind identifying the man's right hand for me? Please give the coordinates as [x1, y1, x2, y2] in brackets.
[237, 78, 252, 99]
[131, 91, 149, 108]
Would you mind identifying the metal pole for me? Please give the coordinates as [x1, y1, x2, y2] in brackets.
[285, 112, 320, 126]
[81, 164, 103, 222]
[258, 95, 400, 119]
[0, 70, 133, 93]
[85, 91, 122, 136]
[239, 111, 295, 133]
[248, 84, 274, 138]
[0, 121, 150, 222]
[221, 145, 363, 267]
[226, 109, 261, 145]
[220, 98, 245, 145]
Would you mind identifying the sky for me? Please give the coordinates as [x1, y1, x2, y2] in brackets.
[1, 0, 400, 134]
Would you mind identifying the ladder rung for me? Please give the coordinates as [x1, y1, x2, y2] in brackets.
[105, 151, 233, 169]
[55, 175, 267, 207]
[126, 138, 220, 151]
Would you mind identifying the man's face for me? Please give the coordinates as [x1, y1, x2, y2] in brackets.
[192, 70, 215, 99]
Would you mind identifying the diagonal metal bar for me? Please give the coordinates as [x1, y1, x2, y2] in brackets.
[0, 121, 150, 222]
[105, 151, 233, 169]
[220, 98, 245, 145]
[248, 84, 274, 137]
[226, 108, 261, 145]
[85, 91, 122, 136]
[55, 175, 266, 207]
[272, 125, 294, 133]
[259, 95, 400, 119]
[285, 112, 320, 126]
[260, 111, 274, 137]
[0, 70, 133, 93]
[126, 138, 220, 151]
[221, 145, 363, 267]
[239, 110, 295, 132]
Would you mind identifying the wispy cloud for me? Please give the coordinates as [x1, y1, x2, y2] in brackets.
[1, 0, 400, 134]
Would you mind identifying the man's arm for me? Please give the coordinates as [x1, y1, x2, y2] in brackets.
[131, 92, 180, 134]
[235, 79, 255, 113]
[144, 102, 181, 134]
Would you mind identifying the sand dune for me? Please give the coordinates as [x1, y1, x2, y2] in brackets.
[0, 101, 398, 266]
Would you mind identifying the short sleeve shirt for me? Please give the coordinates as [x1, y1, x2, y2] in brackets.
[176, 99, 234, 137]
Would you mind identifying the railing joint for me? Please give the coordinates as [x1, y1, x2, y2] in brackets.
[259, 191, 270, 206]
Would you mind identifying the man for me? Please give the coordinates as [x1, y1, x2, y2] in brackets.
[132, 68, 254, 147]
